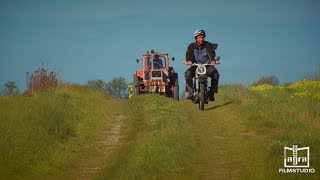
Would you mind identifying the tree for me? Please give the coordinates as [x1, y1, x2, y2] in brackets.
[2, 81, 19, 96]
[105, 77, 128, 99]
[87, 79, 105, 91]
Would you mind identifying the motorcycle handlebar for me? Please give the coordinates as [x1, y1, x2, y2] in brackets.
[181, 61, 220, 66]
[181, 56, 221, 66]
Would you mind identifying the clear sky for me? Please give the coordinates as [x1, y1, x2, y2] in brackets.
[1, 0, 320, 90]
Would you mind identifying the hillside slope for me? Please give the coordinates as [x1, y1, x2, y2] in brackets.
[1, 82, 319, 179]
[0, 85, 121, 178]
[99, 82, 320, 179]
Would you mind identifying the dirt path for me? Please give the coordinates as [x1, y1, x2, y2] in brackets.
[182, 97, 243, 178]
[69, 113, 124, 179]
[69, 94, 252, 178]
[182, 94, 272, 178]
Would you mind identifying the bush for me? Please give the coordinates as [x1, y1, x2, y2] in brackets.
[252, 75, 279, 86]
[26, 62, 60, 94]
[282, 81, 292, 86]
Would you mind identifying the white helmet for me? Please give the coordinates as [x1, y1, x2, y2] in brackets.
[194, 29, 206, 39]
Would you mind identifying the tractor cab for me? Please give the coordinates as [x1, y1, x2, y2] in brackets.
[149, 54, 166, 70]
[143, 52, 169, 82]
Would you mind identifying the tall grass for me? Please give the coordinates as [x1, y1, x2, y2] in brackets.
[220, 82, 320, 179]
[0, 84, 112, 178]
[302, 66, 320, 80]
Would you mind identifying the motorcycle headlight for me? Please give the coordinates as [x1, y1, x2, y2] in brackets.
[197, 66, 206, 75]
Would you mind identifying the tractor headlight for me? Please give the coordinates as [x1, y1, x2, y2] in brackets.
[197, 66, 206, 75]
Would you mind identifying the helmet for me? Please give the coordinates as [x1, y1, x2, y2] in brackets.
[194, 29, 206, 39]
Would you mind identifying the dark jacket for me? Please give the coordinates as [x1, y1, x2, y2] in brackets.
[186, 41, 218, 64]
[153, 58, 163, 69]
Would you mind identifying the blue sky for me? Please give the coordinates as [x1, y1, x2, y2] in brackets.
[1, 0, 320, 90]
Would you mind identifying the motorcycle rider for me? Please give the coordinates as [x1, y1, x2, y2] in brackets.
[185, 29, 219, 101]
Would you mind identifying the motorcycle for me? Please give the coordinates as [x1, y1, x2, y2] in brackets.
[182, 56, 220, 110]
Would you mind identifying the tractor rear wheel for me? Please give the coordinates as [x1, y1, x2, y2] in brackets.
[133, 74, 139, 86]
[134, 86, 140, 96]
[133, 74, 140, 96]
[173, 73, 179, 101]
[173, 85, 179, 101]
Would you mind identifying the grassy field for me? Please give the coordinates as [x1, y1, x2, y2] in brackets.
[0, 84, 120, 178]
[0, 80, 319, 179]
[99, 80, 320, 179]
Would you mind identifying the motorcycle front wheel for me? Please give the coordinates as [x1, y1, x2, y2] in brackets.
[199, 83, 205, 110]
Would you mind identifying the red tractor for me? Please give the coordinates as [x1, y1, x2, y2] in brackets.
[130, 49, 179, 100]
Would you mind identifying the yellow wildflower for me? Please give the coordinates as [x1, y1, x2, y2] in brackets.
[249, 84, 273, 91]
[287, 79, 320, 90]
[292, 91, 312, 97]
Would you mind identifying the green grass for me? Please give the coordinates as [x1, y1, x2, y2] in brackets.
[215, 84, 320, 179]
[100, 95, 203, 178]
[99, 84, 320, 179]
[1, 82, 319, 179]
[0, 84, 116, 178]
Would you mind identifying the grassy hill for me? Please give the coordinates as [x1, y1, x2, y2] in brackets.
[0, 80, 319, 179]
[0, 84, 121, 178]
[99, 80, 320, 179]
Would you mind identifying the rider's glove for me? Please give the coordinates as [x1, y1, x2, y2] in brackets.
[209, 61, 216, 65]
[187, 61, 193, 65]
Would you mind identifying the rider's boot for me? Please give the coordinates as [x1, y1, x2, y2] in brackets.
[207, 87, 215, 101]
[186, 90, 194, 100]
[209, 93, 215, 101]
[185, 76, 194, 100]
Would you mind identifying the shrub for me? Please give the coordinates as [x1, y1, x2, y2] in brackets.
[26, 62, 60, 94]
[252, 75, 279, 86]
